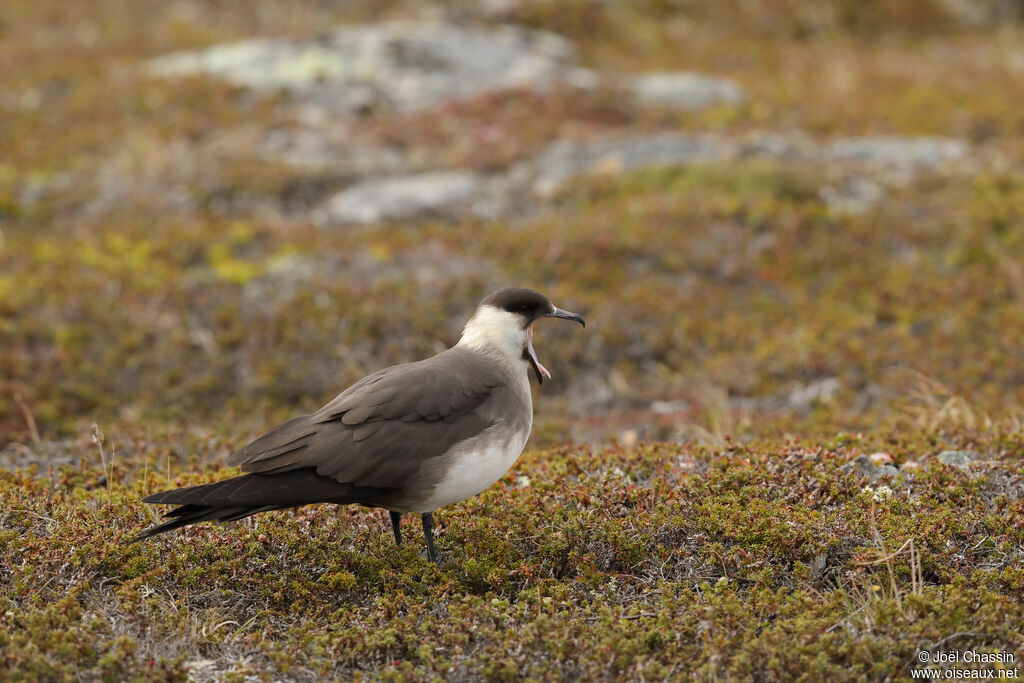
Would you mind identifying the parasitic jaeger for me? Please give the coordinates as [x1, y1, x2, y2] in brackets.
[132, 288, 585, 562]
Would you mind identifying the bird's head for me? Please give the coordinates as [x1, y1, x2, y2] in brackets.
[458, 287, 585, 384]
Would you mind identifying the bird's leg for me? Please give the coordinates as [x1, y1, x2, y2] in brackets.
[389, 511, 402, 546]
[421, 511, 439, 564]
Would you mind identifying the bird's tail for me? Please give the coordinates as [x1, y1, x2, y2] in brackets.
[129, 468, 363, 544]
[128, 502, 285, 542]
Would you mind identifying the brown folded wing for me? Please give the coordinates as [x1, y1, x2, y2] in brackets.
[225, 347, 506, 491]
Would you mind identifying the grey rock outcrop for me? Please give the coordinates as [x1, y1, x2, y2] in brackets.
[149, 22, 596, 113]
[842, 455, 900, 482]
[314, 172, 482, 225]
[824, 136, 967, 169]
[533, 133, 729, 196]
[628, 72, 744, 111]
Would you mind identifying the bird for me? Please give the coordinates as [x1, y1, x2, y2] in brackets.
[132, 287, 585, 562]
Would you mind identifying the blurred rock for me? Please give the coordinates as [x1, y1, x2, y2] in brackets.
[533, 132, 971, 199]
[786, 377, 841, 411]
[650, 399, 691, 415]
[533, 134, 729, 196]
[148, 22, 594, 113]
[0, 440, 76, 471]
[737, 131, 808, 160]
[628, 71, 744, 111]
[937, 449, 982, 469]
[314, 172, 481, 225]
[842, 454, 899, 482]
[819, 176, 885, 215]
[824, 136, 968, 169]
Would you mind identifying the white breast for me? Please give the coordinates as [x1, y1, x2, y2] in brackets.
[412, 423, 530, 513]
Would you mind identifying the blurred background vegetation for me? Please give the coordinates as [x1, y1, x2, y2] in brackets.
[1, 0, 1022, 454]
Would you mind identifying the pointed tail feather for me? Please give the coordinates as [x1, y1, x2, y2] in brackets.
[130, 468, 377, 543]
[128, 504, 283, 543]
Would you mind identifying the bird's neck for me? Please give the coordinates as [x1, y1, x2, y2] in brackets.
[456, 305, 526, 367]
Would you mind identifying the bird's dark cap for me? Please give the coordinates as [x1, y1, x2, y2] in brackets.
[481, 288, 553, 317]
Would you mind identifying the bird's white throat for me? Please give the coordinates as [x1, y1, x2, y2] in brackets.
[457, 305, 526, 363]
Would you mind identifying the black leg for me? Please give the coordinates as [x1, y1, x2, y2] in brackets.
[389, 511, 402, 546]
[421, 512, 439, 564]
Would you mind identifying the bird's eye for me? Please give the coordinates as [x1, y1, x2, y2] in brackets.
[519, 304, 530, 313]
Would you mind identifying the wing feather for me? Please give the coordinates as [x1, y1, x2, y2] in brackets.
[224, 347, 506, 491]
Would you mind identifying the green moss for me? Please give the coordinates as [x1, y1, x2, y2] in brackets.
[12, 436, 1023, 678]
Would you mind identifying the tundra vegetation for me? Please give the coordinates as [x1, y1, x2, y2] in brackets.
[1, 1, 1022, 680]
